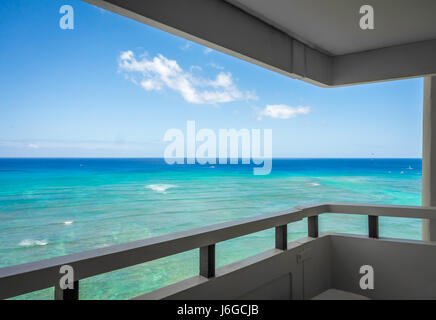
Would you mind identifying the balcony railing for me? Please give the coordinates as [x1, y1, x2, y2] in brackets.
[0, 202, 434, 300]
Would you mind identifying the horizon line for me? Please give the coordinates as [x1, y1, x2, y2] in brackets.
[0, 157, 423, 160]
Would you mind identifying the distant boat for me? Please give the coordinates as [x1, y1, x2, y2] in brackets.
[408, 165, 413, 170]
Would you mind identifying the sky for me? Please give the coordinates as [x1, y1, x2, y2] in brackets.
[0, 0, 424, 158]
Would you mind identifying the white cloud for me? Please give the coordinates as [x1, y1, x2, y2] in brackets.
[140, 79, 162, 91]
[245, 90, 258, 101]
[208, 63, 224, 70]
[204, 48, 213, 54]
[259, 104, 311, 120]
[118, 51, 253, 105]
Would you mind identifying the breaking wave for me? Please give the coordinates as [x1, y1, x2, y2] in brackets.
[19, 239, 48, 247]
[146, 184, 177, 194]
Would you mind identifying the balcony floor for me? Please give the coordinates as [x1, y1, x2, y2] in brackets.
[312, 289, 370, 300]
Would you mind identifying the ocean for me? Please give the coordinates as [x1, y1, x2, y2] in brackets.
[0, 158, 422, 299]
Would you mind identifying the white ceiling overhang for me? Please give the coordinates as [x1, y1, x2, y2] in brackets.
[84, 0, 436, 87]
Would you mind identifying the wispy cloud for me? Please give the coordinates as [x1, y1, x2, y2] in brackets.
[0, 139, 162, 151]
[118, 51, 255, 105]
[180, 42, 191, 51]
[119, 51, 250, 105]
[203, 48, 213, 55]
[208, 62, 224, 70]
[259, 104, 311, 120]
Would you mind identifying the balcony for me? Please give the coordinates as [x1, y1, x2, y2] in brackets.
[2, 203, 436, 300]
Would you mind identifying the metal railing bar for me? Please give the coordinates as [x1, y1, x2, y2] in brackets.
[326, 203, 436, 219]
[0, 206, 315, 299]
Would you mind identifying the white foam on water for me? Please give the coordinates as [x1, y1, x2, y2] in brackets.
[63, 221, 74, 225]
[19, 239, 48, 247]
[146, 184, 177, 194]
[309, 182, 321, 186]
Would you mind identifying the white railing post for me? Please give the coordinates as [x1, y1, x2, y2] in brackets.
[422, 76, 436, 241]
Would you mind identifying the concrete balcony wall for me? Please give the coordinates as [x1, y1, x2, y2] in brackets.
[136, 236, 333, 300]
[137, 234, 436, 300]
[331, 234, 436, 299]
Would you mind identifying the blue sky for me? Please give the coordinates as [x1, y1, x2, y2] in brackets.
[0, 0, 423, 158]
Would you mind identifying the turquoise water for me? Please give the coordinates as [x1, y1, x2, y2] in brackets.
[0, 158, 422, 299]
